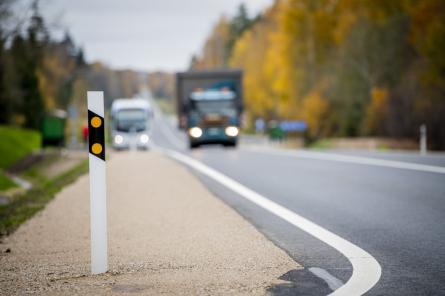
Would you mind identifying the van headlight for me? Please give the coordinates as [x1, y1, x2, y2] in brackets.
[189, 127, 202, 138]
[114, 134, 123, 144]
[140, 134, 149, 144]
[225, 126, 239, 137]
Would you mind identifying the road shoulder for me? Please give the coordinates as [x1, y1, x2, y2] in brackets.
[0, 151, 300, 295]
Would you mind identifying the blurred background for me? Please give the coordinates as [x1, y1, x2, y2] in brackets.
[0, 0, 444, 188]
[2, 2, 445, 294]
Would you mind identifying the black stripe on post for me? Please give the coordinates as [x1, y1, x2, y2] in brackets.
[88, 110, 105, 161]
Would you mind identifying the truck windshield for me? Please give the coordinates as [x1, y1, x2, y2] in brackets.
[191, 100, 236, 117]
[115, 109, 147, 132]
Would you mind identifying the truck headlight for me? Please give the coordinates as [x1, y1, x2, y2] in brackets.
[140, 134, 149, 144]
[189, 127, 202, 138]
[225, 126, 239, 137]
[114, 134, 123, 144]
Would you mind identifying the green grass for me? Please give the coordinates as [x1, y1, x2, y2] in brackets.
[22, 153, 60, 184]
[0, 125, 41, 169]
[0, 171, 17, 191]
[377, 143, 390, 151]
[0, 159, 88, 236]
[308, 139, 333, 149]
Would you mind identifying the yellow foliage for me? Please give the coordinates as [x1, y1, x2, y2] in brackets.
[301, 90, 329, 139]
[230, 1, 302, 121]
[363, 87, 388, 135]
[38, 48, 77, 110]
[230, 5, 279, 120]
[37, 68, 55, 110]
[219, 0, 445, 147]
[332, 8, 356, 45]
[193, 16, 231, 69]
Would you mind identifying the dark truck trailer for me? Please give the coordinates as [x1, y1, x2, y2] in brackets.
[176, 69, 243, 148]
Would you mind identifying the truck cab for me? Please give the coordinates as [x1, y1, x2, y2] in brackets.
[187, 88, 240, 148]
[176, 70, 243, 149]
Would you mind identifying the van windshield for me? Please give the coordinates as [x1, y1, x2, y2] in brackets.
[115, 109, 147, 132]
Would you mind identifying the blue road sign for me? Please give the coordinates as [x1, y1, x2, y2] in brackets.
[279, 121, 307, 132]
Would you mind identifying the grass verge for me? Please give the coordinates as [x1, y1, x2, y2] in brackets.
[0, 159, 88, 236]
[0, 171, 17, 191]
[21, 152, 61, 184]
[0, 125, 41, 169]
[308, 139, 332, 149]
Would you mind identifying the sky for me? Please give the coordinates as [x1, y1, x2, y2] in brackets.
[40, 0, 273, 72]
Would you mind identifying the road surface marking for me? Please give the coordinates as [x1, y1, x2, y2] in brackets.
[152, 102, 185, 150]
[309, 267, 344, 291]
[158, 121, 184, 149]
[9, 175, 32, 190]
[164, 149, 382, 296]
[246, 146, 445, 174]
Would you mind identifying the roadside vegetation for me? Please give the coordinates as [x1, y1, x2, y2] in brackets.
[0, 173, 16, 191]
[0, 153, 88, 236]
[309, 139, 333, 150]
[192, 1, 445, 150]
[0, 1, 136, 235]
[0, 126, 88, 236]
[0, 1, 144, 140]
[0, 126, 41, 168]
[0, 126, 41, 190]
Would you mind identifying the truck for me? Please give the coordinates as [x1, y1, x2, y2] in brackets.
[110, 98, 152, 150]
[176, 69, 243, 148]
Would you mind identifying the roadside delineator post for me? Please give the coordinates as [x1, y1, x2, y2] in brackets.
[420, 124, 427, 156]
[87, 91, 108, 274]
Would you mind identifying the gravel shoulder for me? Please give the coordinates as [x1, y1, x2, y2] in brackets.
[0, 151, 300, 295]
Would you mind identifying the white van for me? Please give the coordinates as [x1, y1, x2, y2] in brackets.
[111, 98, 152, 150]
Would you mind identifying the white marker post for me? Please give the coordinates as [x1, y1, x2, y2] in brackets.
[420, 124, 427, 156]
[87, 91, 108, 274]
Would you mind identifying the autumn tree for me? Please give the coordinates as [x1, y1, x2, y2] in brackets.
[227, 4, 254, 55]
[407, 0, 445, 149]
[0, 0, 144, 133]
[191, 16, 231, 69]
[230, 3, 282, 123]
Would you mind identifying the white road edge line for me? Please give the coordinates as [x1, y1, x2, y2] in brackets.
[163, 148, 382, 296]
[309, 267, 344, 291]
[245, 146, 445, 174]
[151, 101, 185, 150]
[158, 120, 184, 149]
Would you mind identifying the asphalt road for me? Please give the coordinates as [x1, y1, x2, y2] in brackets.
[149, 108, 445, 295]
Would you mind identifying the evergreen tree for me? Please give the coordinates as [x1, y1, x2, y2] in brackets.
[0, 0, 14, 124]
[228, 4, 252, 57]
[0, 34, 9, 124]
[20, 0, 47, 129]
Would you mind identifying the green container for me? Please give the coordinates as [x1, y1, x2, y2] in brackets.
[269, 126, 286, 141]
[41, 110, 67, 147]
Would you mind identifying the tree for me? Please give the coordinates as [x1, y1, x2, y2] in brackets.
[408, 0, 445, 149]
[19, 1, 47, 129]
[301, 90, 330, 140]
[230, 2, 282, 122]
[191, 16, 231, 69]
[0, 0, 16, 124]
[198, 0, 445, 148]
[227, 4, 253, 55]
[363, 87, 389, 135]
